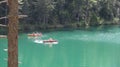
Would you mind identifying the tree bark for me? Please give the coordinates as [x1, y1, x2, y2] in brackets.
[8, 0, 18, 67]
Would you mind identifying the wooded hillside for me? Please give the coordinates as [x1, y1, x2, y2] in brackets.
[0, 0, 120, 31]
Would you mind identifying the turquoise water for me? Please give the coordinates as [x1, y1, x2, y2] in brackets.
[0, 25, 120, 67]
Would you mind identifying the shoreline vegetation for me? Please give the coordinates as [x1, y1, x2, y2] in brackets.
[19, 19, 120, 32]
[0, 19, 120, 34]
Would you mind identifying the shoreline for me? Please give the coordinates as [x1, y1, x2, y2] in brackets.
[19, 23, 120, 33]
[0, 35, 7, 38]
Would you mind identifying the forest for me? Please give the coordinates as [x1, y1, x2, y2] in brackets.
[0, 0, 120, 32]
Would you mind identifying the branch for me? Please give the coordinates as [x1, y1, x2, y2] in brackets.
[0, 16, 7, 20]
[18, 15, 28, 18]
[0, 15, 28, 20]
[0, 24, 7, 27]
[0, 0, 6, 4]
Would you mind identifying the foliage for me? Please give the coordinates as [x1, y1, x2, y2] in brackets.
[0, 0, 120, 30]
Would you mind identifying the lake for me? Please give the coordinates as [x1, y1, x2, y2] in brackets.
[0, 25, 120, 67]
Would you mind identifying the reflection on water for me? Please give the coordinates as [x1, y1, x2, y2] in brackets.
[67, 32, 120, 44]
[0, 25, 120, 67]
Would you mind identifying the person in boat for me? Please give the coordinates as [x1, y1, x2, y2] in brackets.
[48, 38, 57, 42]
[49, 38, 53, 41]
[32, 32, 36, 36]
[39, 32, 42, 36]
[29, 32, 42, 36]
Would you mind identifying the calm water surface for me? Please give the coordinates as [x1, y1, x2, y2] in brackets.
[0, 25, 120, 67]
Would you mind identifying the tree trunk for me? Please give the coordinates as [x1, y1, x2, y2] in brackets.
[8, 0, 18, 67]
